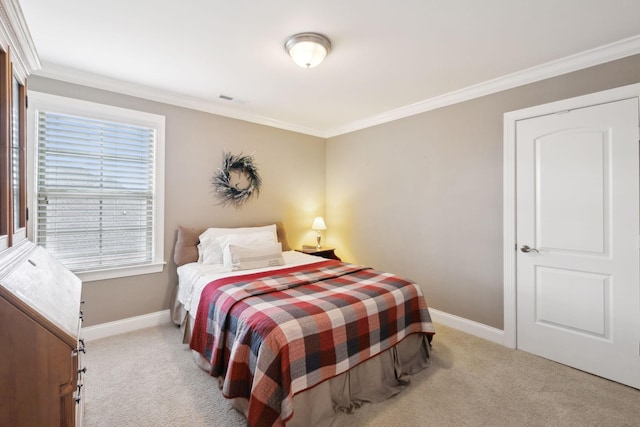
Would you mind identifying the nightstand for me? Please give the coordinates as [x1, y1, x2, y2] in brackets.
[297, 247, 342, 261]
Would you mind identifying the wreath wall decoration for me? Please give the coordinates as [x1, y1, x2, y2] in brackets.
[211, 152, 262, 207]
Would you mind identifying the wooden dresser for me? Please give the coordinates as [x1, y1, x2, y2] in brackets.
[0, 241, 85, 427]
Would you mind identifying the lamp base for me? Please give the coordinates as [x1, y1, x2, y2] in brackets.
[316, 233, 322, 249]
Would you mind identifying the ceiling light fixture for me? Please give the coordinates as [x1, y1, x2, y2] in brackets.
[284, 32, 331, 69]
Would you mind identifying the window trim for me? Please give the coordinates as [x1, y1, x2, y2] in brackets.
[27, 91, 166, 281]
[0, 47, 27, 252]
[0, 48, 10, 252]
[12, 72, 27, 246]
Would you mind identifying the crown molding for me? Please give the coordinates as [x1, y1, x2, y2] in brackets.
[34, 35, 640, 139]
[324, 34, 640, 137]
[0, 0, 41, 80]
[32, 62, 327, 138]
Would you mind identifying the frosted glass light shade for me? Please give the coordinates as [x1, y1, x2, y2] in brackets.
[285, 33, 331, 68]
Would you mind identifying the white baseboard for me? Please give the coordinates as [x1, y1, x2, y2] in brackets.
[429, 308, 505, 345]
[81, 307, 506, 346]
[82, 309, 172, 342]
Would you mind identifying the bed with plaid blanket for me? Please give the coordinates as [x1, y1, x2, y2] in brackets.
[190, 259, 435, 427]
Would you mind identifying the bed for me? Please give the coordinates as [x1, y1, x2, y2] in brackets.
[171, 222, 435, 427]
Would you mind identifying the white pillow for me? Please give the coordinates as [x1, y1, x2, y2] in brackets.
[198, 224, 277, 265]
[216, 231, 278, 269]
[197, 243, 203, 263]
[225, 242, 284, 271]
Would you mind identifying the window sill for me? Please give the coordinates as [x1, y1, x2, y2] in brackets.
[76, 262, 166, 282]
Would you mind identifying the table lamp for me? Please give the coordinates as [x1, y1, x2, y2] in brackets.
[311, 216, 327, 249]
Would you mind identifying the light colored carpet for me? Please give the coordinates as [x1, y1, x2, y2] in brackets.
[83, 322, 640, 427]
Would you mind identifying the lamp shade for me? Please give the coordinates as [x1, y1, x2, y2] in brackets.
[311, 216, 327, 231]
[285, 33, 331, 68]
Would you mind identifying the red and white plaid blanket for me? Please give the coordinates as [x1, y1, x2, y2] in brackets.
[190, 260, 435, 427]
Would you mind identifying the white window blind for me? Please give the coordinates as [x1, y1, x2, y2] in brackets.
[35, 110, 157, 273]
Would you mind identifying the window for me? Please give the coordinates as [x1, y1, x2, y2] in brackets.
[27, 92, 165, 281]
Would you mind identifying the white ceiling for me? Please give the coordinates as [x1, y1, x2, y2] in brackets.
[17, 0, 640, 137]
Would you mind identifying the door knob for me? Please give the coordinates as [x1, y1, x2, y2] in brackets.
[520, 245, 539, 253]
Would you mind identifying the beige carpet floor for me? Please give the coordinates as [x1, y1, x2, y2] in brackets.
[83, 322, 640, 426]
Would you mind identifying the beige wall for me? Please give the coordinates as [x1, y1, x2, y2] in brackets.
[28, 77, 326, 326]
[326, 54, 640, 329]
[29, 54, 640, 330]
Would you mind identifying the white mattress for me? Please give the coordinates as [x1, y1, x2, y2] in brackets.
[176, 250, 326, 315]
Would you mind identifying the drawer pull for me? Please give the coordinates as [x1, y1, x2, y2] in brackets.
[75, 384, 83, 403]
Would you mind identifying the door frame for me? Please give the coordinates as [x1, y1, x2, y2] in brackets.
[502, 82, 640, 349]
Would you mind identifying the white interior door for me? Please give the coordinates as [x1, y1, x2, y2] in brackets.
[516, 98, 640, 389]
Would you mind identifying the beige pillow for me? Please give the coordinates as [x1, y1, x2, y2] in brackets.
[174, 225, 204, 266]
[274, 221, 290, 251]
